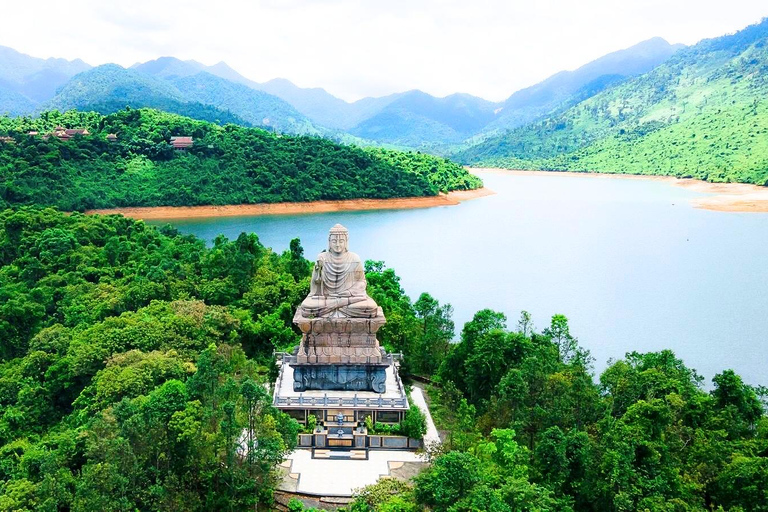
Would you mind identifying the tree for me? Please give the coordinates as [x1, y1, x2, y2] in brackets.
[414, 451, 482, 511]
[411, 293, 454, 376]
[517, 310, 533, 337]
[401, 405, 427, 440]
[543, 315, 578, 363]
[711, 369, 763, 439]
[438, 309, 506, 394]
[287, 238, 308, 281]
[350, 478, 417, 512]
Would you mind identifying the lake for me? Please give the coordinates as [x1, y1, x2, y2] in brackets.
[150, 171, 768, 387]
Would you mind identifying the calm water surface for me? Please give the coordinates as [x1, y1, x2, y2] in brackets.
[152, 172, 768, 386]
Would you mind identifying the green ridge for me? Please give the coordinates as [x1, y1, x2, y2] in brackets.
[0, 108, 481, 211]
[459, 18, 768, 185]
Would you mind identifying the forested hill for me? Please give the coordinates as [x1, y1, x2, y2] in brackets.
[41, 64, 287, 131]
[0, 108, 481, 211]
[458, 18, 768, 185]
[481, 37, 683, 135]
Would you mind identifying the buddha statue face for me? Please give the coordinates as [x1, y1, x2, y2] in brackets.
[328, 224, 349, 255]
[329, 233, 348, 254]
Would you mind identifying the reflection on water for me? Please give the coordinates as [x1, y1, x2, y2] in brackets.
[150, 172, 768, 386]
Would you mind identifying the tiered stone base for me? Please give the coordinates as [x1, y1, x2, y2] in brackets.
[292, 364, 387, 393]
[292, 310, 388, 393]
[293, 311, 385, 365]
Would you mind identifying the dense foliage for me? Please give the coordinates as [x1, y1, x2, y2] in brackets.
[363, 148, 482, 195]
[459, 18, 768, 185]
[0, 108, 481, 211]
[351, 280, 768, 511]
[0, 207, 316, 509]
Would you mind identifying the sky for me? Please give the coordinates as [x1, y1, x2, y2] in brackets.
[1, 0, 766, 102]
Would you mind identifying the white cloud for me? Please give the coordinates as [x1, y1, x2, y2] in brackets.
[1, 0, 766, 101]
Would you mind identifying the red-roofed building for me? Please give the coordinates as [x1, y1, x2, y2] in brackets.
[170, 136, 194, 150]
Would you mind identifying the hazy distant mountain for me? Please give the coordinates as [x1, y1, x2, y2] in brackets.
[131, 56, 206, 79]
[0, 36, 684, 145]
[131, 57, 321, 133]
[0, 86, 36, 116]
[0, 45, 91, 111]
[176, 63, 359, 130]
[46, 64, 186, 108]
[169, 72, 320, 134]
[254, 78, 352, 129]
[484, 37, 685, 133]
[140, 59, 461, 136]
[349, 91, 498, 146]
[194, 39, 682, 146]
[42, 64, 248, 126]
[200, 61, 258, 86]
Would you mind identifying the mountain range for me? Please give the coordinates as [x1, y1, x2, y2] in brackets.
[456, 17, 768, 185]
[0, 19, 768, 184]
[2, 18, 768, 185]
[0, 37, 684, 145]
[484, 37, 685, 134]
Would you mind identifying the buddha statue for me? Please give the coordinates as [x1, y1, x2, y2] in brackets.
[292, 224, 387, 379]
[298, 224, 380, 319]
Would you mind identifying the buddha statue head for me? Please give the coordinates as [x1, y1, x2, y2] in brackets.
[328, 224, 349, 255]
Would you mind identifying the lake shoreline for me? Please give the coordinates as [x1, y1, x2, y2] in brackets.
[85, 187, 495, 220]
[471, 168, 768, 213]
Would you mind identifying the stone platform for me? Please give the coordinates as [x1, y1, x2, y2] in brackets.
[275, 353, 407, 408]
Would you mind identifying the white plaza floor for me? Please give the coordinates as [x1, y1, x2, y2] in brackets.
[281, 449, 426, 496]
[278, 387, 440, 496]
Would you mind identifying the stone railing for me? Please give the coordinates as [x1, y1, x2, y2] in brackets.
[274, 394, 408, 409]
[275, 351, 403, 366]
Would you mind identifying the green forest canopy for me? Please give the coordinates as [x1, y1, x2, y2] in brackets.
[0, 208, 765, 511]
[0, 108, 482, 211]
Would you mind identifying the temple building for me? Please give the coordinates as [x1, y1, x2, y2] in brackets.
[51, 126, 90, 141]
[170, 136, 194, 150]
[273, 225, 414, 451]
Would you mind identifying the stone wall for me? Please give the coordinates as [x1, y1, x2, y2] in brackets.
[304, 433, 420, 450]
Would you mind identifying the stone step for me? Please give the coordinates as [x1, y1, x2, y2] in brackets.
[311, 448, 368, 460]
[322, 423, 363, 430]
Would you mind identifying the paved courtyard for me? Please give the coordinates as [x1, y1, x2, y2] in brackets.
[277, 387, 439, 496]
[278, 449, 427, 496]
